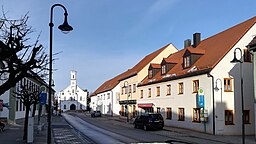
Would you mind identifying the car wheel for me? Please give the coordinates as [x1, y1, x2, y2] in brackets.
[143, 125, 147, 131]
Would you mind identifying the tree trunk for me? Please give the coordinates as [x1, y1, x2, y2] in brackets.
[32, 102, 37, 117]
[23, 105, 30, 140]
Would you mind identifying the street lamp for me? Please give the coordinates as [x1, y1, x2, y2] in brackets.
[123, 81, 130, 122]
[230, 47, 245, 144]
[48, 4, 73, 144]
[214, 78, 223, 102]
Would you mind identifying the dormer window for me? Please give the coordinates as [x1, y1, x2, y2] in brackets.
[148, 69, 153, 78]
[161, 65, 166, 74]
[184, 56, 191, 68]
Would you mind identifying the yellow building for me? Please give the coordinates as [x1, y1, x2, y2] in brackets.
[118, 43, 178, 121]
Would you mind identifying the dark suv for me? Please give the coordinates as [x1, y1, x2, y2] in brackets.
[133, 113, 164, 131]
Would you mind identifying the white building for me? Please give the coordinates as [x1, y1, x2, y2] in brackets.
[137, 17, 256, 135]
[0, 72, 50, 124]
[58, 70, 88, 112]
[90, 71, 128, 116]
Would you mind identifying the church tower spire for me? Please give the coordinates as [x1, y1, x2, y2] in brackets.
[70, 70, 77, 87]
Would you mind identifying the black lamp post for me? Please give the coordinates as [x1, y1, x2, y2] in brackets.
[48, 4, 73, 144]
[59, 95, 61, 116]
[230, 47, 245, 144]
[123, 81, 129, 122]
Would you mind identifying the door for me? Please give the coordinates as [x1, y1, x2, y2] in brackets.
[70, 104, 76, 110]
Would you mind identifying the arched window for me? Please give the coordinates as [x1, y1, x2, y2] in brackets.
[64, 96, 66, 101]
[64, 105, 66, 109]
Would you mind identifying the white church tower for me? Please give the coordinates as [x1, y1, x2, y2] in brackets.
[58, 70, 88, 112]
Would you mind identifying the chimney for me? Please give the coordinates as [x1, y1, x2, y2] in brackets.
[193, 33, 201, 48]
[184, 39, 191, 48]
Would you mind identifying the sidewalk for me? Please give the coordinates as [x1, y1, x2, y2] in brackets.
[1, 113, 256, 144]
[0, 114, 78, 144]
[106, 115, 256, 144]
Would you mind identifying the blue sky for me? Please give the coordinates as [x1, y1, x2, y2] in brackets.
[1, 0, 256, 93]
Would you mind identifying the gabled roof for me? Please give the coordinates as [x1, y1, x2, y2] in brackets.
[149, 63, 161, 69]
[91, 69, 132, 96]
[139, 16, 256, 86]
[120, 43, 172, 80]
[92, 43, 173, 96]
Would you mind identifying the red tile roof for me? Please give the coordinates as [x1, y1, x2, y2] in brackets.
[139, 16, 256, 86]
[120, 43, 172, 80]
[150, 63, 161, 69]
[91, 69, 132, 96]
[92, 43, 172, 96]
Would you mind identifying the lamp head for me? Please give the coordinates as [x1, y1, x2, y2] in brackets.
[230, 50, 242, 63]
[58, 13, 73, 34]
[214, 86, 219, 91]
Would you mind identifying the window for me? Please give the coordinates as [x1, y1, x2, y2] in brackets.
[224, 78, 232, 92]
[193, 108, 200, 122]
[125, 86, 128, 94]
[62, 92, 64, 95]
[178, 108, 185, 121]
[161, 65, 166, 74]
[64, 96, 66, 101]
[244, 49, 252, 62]
[80, 96, 82, 101]
[156, 86, 160, 96]
[133, 84, 136, 93]
[244, 110, 250, 124]
[139, 90, 143, 99]
[129, 85, 132, 94]
[149, 70, 153, 78]
[166, 85, 171, 96]
[80, 104, 83, 110]
[225, 110, 234, 125]
[64, 105, 66, 109]
[148, 88, 151, 98]
[121, 87, 124, 95]
[107, 93, 110, 99]
[184, 56, 190, 68]
[157, 107, 160, 113]
[193, 80, 199, 93]
[166, 108, 172, 120]
[178, 82, 184, 94]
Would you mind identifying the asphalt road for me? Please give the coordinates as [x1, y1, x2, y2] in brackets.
[65, 112, 189, 144]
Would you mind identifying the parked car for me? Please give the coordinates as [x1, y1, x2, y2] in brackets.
[133, 113, 164, 131]
[91, 111, 102, 117]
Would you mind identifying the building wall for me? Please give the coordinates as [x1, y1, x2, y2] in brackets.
[210, 23, 256, 135]
[137, 23, 256, 135]
[58, 71, 88, 112]
[59, 85, 88, 112]
[119, 44, 178, 118]
[138, 74, 212, 133]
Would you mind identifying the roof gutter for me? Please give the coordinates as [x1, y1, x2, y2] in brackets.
[138, 68, 212, 87]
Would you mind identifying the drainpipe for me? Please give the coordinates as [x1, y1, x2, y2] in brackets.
[207, 73, 215, 135]
[111, 90, 113, 117]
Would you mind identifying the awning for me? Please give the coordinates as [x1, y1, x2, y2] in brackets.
[138, 103, 154, 108]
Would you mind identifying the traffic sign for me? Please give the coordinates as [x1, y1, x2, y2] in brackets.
[197, 88, 205, 108]
[40, 86, 47, 105]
